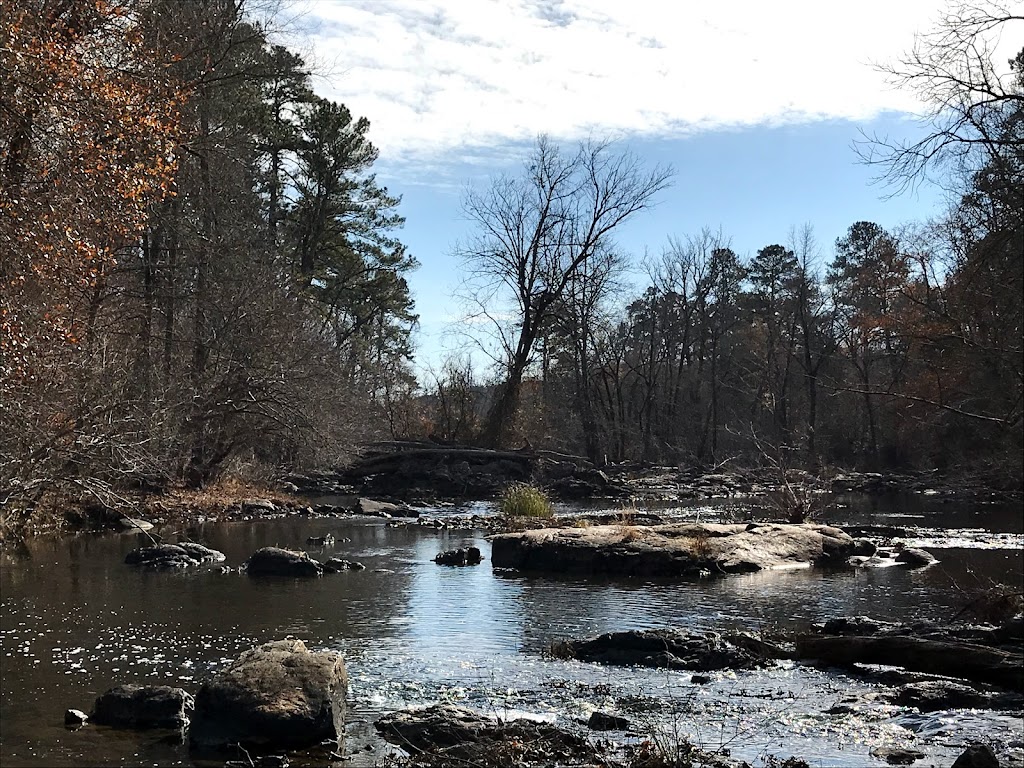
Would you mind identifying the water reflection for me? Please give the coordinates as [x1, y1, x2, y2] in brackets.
[1, 502, 1021, 767]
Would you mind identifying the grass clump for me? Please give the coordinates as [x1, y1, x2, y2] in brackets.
[499, 482, 553, 518]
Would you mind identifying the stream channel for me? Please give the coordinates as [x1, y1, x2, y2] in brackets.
[1, 492, 1022, 767]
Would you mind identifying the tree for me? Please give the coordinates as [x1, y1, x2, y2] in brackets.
[857, 1, 1023, 194]
[457, 136, 672, 448]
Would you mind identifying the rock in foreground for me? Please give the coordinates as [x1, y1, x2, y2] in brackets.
[91, 684, 193, 729]
[190, 639, 347, 753]
[491, 522, 857, 576]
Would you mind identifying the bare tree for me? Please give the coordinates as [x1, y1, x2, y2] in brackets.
[456, 136, 672, 447]
[856, 1, 1023, 193]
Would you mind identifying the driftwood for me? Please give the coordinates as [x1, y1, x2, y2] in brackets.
[796, 634, 1024, 690]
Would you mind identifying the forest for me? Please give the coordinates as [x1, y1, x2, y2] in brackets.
[1, 0, 1022, 534]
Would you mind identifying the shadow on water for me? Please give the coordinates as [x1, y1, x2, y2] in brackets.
[1, 496, 1021, 767]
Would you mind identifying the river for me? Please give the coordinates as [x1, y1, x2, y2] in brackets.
[1, 493, 1021, 767]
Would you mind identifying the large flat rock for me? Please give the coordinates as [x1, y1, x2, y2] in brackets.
[490, 522, 856, 576]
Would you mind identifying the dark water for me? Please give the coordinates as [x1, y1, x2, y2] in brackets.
[1, 494, 1021, 767]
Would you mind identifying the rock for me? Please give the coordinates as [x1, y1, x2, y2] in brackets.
[851, 538, 877, 556]
[490, 522, 857, 576]
[323, 558, 365, 573]
[434, 547, 484, 566]
[375, 704, 598, 765]
[893, 681, 1024, 711]
[64, 708, 88, 727]
[691, 674, 713, 685]
[587, 710, 630, 730]
[119, 517, 154, 531]
[245, 547, 323, 577]
[91, 684, 193, 729]
[869, 747, 926, 765]
[190, 639, 347, 753]
[124, 543, 225, 570]
[241, 499, 277, 515]
[952, 744, 1000, 768]
[306, 534, 335, 546]
[820, 616, 900, 636]
[357, 498, 419, 518]
[895, 548, 938, 567]
[551, 628, 763, 671]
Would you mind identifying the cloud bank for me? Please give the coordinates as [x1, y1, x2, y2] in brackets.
[296, 0, 966, 166]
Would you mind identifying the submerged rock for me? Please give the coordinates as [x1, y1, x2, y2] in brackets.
[375, 704, 598, 766]
[551, 628, 765, 671]
[245, 547, 323, 577]
[189, 639, 347, 753]
[91, 684, 193, 729]
[124, 543, 225, 569]
[870, 747, 926, 765]
[323, 558, 365, 573]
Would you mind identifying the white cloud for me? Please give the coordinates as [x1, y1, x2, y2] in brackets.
[293, 0, 1014, 170]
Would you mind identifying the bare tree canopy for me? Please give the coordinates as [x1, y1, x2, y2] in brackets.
[857, 1, 1023, 193]
[455, 136, 673, 448]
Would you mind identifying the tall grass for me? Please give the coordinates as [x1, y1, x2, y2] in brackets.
[499, 482, 553, 518]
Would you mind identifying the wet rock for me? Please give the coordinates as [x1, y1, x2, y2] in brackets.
[551, 628, 763, 671]
[323, 558, 365, 573]
[434, 547, 483, 566]
[245, 547, 323, 577]
[870, 747, 926, 765]
[851, 538, 877, 556]
[375, 704, 598, 766]
[587, 710, 630, 730]
[893, 681, 1024, 711]
[190, 639, 347, 753]
[119, 517, 154, 531]
[895, 547, 938, 567]
[357, 498, 419, 518]
[306, 534, 335, 546]
[691, 674, 713, 685]
[64, 708, 88, 727]
[952, 744, 1000, 768]
[124, 543, 226, 569]
[241, 499, 278, 515]
[91, 684, 193, 729]
[820, 616, 900, 635]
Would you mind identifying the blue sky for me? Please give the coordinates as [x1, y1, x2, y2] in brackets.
[285, 0, 1020, 374]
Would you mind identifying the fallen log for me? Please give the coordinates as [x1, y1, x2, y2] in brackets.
[796, 634, 1024, 690]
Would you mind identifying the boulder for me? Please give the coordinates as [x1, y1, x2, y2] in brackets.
[952, 744, 1000, 768]
[587, 710, 630, 730]
[245, 547, 323, 577]
[357, 498, 419, 518]
[551, 628, 764, 671]
[124, 543, 226, 570]
[189, 639, 347, 753]
[434, 547, 483, 566]
[895, 547, 938, 567]
[91, 684, 193, 729]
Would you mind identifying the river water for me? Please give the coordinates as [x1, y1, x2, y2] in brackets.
[1, 493, 1021, 767]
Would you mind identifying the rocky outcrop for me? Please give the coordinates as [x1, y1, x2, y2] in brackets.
[245, 547, 323, 577]
[124, 543, 226, 569]
[550, 628, 768, 671]
[490, 522, 858, 577]
[91, 684, 193, 729]
[189, 639, 347, 753]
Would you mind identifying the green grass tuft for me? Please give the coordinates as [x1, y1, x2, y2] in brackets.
[499, 482, 553, 518]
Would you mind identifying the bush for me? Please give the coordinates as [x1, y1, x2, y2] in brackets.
[499, 482, 553, 518]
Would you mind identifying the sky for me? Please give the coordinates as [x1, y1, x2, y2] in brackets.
[282, 0, 1021, 375]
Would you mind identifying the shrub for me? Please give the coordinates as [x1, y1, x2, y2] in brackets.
[499, 482, 553, 518]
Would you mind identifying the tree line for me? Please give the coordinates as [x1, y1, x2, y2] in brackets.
[1, 0, 1020, 523]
